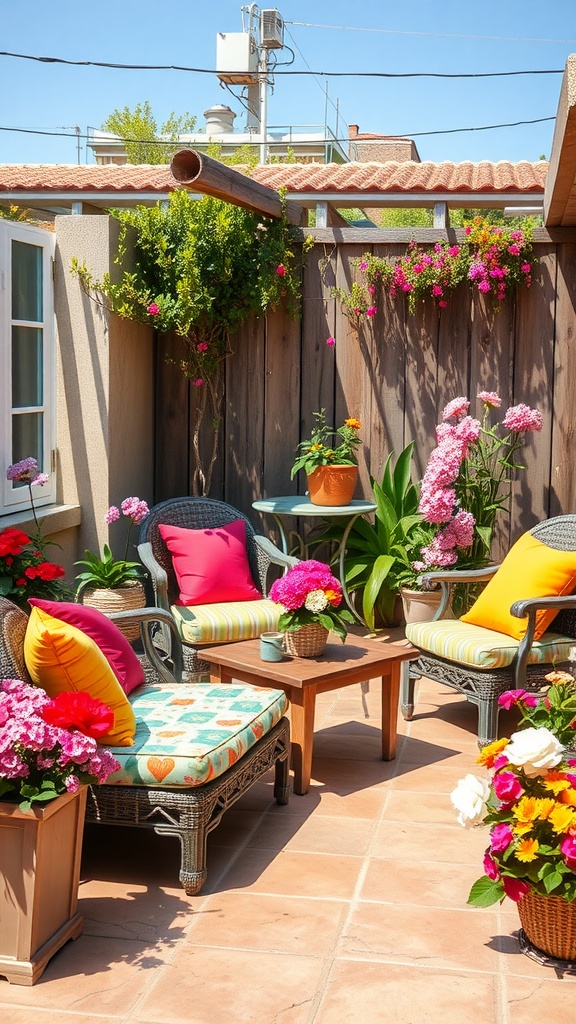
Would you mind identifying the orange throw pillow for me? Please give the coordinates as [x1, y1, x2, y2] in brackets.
[461, 532, 576, 640]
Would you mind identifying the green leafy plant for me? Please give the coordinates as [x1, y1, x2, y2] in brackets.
[101, 101, 197, 165]
[72, 188, 312, 495]
[451, 672, 576, 907]
[321, 442, 426, 628]
[290, 410, 363, 479]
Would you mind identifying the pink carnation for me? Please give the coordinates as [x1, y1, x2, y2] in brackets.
[502, 404, 542, 433]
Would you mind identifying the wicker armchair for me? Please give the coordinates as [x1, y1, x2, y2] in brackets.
[138, 497, 298, 675]
[0, 597, 290, 895]
[402, 515, 576, 747]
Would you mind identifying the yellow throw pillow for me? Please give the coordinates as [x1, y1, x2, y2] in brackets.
[24, 605, 136, 746]
[461, 531, 576, 641]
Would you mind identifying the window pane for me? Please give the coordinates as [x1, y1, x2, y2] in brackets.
[12, 413, 43, 486]
[12, 240, 43, 322]
[12, 326, 43, 407]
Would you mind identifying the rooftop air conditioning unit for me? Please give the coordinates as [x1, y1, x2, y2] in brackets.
[261, 9, 284, 49]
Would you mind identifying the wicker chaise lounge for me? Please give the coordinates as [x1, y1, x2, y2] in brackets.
[0, 597, 290, 895]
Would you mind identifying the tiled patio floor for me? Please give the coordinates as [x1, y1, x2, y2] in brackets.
[2, 637, 576, 1022]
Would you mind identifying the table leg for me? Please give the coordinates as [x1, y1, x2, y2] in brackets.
[288, 687, 316, 795]
[380, 660, 401, 760]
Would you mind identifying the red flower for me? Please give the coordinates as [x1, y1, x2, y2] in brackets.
[35, 561, 66, 581]
[0, 527, 30, 557]
[42, 691, 114, 739]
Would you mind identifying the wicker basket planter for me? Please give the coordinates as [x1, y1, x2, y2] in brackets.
[0, 788, 87, 985]
[518, 890, 576, 961]
[283, 623, 329, 658]
[81, 581, 146, 642]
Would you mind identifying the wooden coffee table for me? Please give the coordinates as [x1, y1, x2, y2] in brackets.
[202, 634, 417, 794]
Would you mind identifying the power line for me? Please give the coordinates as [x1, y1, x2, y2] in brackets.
[287, 21, 576, 45]
[0, 116, 556, 147]
[0, 50, 564, 79]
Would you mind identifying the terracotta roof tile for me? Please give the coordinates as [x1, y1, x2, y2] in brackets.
[0, 160, 548, 197]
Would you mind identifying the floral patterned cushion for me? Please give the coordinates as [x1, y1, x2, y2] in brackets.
[172, 599, 280, 645]
[405, 618, 575, 670]
[103, 681, 288, 787]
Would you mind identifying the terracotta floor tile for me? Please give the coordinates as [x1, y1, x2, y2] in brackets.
[382, 788, 459, 825]
[506, 974, 576, 1021]
[339, 902, 501, 972]
[359, 856, 484, 910]
[214, 848, 362, 898]
[78, 880, 192, 940]
[313, 960, 498, 1024]
[187, 891, 348, 954]
[371, 820, 488, 865]
[246, 810, 376, 855]
[138, 947, 326, 1024]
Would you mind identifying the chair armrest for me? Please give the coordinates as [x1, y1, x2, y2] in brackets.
[254, 535, 299, 570]
[108, 606, 184, 684]
[420, 565, 501, 587]
[138, 541, 170, 612]
[511, 595, 576, 618]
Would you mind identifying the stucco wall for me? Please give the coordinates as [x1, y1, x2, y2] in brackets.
[54, 215, 154, 576]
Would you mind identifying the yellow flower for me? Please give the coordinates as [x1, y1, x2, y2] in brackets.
[559, 788, 576, 807]
[543, 772, 572, 796]
[548, 805, 576, 834]
[344, 417, 362, 430]
[513, 796, 542, 834]
[545, 670, 575, 685]
[515, 838, 539, 862]
[310, 443, 323, 451]
[476, 737, 509, 768]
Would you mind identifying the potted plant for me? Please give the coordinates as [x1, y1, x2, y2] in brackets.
[269, 558, 355, 657]
[291, 409, 363, 506]
[75, 496, 149, 641]
[0, 680, 120, 984]
[451, 671, 576, 962]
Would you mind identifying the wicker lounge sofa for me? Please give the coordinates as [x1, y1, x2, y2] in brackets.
[0, 596, 290, 895]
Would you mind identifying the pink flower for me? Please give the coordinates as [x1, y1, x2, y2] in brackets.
[492, 771, 524, 804]
[508, 244, 521, 256]
[147, 303, 159, 316]
[503, 404, 542, 433]
[105, 505, 120, 524]
[326, 336, 336, 347]
[478, 279, 492, 293]
[490, 822, 514, 853]
[521, 263, 531, 274]
[6, 457, 39, 482]
[120, 497, 150, 524]
[418, 486, 456, 525]
[483, 850, 499, 880]
[432, 285, 443, 296]
[448, 245, 460, 257]
[442, 397, 469, 422]
[498, 690, 527, 710]
[560, 835, 576, 870]
[477, 391, 501, 408]
[438, 300, 448, 308]
[32, 473, 49, 487]
[502, 877, 530, 902]
[464, 225, 472, 235]
[366, 306, 377, 318]
[276, 264, 286, 276]
[197, 342, 208, 352]
[192, 378, 204, 387]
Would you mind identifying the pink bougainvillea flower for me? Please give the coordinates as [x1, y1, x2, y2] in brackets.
[521, 262, 531, 274]
[197, 342, 208, 352]
[365, 306, 377, 317]
[147, 303, 160, 316]
[276, 264, 286, 276]
[192, 378, 204, 387]
[326, 336, 336, 347]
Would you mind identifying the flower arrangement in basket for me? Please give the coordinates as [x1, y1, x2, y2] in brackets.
[269, 559, 355, 655]
[0, 679, 120, 812]
[451, 672, 576, 960]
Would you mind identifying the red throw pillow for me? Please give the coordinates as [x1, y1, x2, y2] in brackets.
[27, 598, 144, 695]
[158, 519, 261, 606]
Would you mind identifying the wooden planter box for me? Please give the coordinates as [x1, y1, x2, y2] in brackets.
[0, 787, 87, 985]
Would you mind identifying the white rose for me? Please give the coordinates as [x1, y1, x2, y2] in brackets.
[450, 773, 491, 828]
[504, 726, 564, 777]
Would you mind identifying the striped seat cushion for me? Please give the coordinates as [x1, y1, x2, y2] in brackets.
[405, 618, 575, 671]
[104, 681, 288, 787]
[172, 599, 281, 645]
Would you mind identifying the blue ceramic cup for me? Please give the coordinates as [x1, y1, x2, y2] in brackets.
[260, 631, 284, 662]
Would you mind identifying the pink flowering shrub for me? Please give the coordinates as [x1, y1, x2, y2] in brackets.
[269, 559, 355, 643]
[0, 679, 120, 811]
[465, 218, 533, 306]
[75, 496, 149, 592]
[413, 392, 541, 583]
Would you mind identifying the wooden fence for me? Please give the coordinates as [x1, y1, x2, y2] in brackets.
[154, 226, 576, 554]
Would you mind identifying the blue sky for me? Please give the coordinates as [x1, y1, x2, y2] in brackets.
[1, 0, 575, 165]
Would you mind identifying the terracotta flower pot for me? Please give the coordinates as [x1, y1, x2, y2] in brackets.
[306, 465, 359, 507]
[400, 587, 443, 624]
[0, 788, 87, 985]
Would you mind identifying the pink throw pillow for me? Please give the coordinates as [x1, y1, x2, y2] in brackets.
[28, 598, 145, 695]
[158, 519, 261, 606]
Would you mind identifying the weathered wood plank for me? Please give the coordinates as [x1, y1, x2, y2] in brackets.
[550, 242, 576, 515]
[155, 331, 190, 501]
[224, 316, 265, 516]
